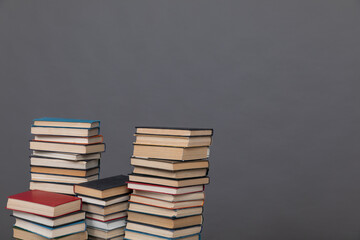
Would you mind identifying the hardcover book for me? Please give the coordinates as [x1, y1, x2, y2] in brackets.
[129, 174, 209, 188]
[131, 158, 209, 171]
[33, 118, 100, 128]
[135, 127, 213, 137]
[12, 211, 85, 227]
[13, 227, 88, 240]
[31, 126, 100, 137]
[129, 203, 203, 218]
[129, 195, 204, 209]
[30, 141, 105, 154]
[87, 226, 125, 239]
[124, 229, 201, 240]
[134, 134, 212, 147]
[127, 182, 204, 195]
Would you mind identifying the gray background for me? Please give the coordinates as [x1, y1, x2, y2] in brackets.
[0, 0, 360, 239]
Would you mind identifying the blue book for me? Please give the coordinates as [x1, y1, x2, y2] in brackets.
[33, 117, 100, 129]
[124, 229, 201, 240]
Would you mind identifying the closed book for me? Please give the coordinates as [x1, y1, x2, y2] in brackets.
[133, 167, 208, 179]
[31, 173, 99, 184]
[74, 175, 129, 199]
[33, 117, 100, 128]
[131, 158, 209, 171]
[7, 190, 81, 217]
[124, 229, 200, 240]
[12, 211, 85, 227]
[31, 126, 99, 137]
[77, 194, 130, 206]
[13, 227, 88, 240]
[132, 190, 205, 202]
[31, 166, 100, 177]
[87, 226, 125, 239]
[127, 212, 202, 229]
[129, 195, 204, 209]
[82, 202, 129, 216]
[135, 127, 213, 137]
[129, 203, 203, 218]
[134, 134, 212, 147]
[34, 135, 103, 145]
[127, 182, 204, 195]
[86, 218, 126, 231]
[129, 174, 209, 187]
[30, 141, 105, 154]
[30, 182, 76, 195]
[86, 211, 127, 222]
[31, 157, 99, 170]
[32, 151, 101, 161]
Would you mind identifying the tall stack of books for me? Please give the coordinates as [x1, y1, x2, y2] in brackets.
[124, 127, 213, 240]
[7, 190, 87, 239]
[29, 118, 105, 195]
[74, 175, 131, 240]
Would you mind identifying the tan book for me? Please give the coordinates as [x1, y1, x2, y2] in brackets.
[31, 167, 99, 177]
[13, 227, 88, 240]
[134, 134, 212, 147]
[133, 190, 205, 202]
[125, 230, 200, 240]
[129, 203, 203, 218]
[30, 141, 105, 154]
[86, 211, 127, 222]
[82, 202, 129, 215]
[87, 226, 125, 239]
[30, 157, 99, 170]
[136, 127, 213, 137]
[127, 211, 202, 229]
[31, 126, 99, 137]
[130, 194, 204, 209]
[34, 135, 103, 144]
[30, 182, 75, 195]
[133, 166, 207, 179]
[131, 158, 209, 171]
[127, 182, 204, 195]
[33, 118, 99, 128]
[133, 145, 209, 161]
[129, 174, 209, 187]
[31, 173, 98, 184]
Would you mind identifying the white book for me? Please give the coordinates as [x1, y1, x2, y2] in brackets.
[77, 194, 129, 206]
[86, 218, 126, 231]
[33, 150, 101, 161]
[34, 135, 103, 144]
[13, 211, 85, 227]
[31, 173, 99, 184]
[31, 157, 99, 170]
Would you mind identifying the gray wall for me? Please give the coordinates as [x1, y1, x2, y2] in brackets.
[1, 1, 360, 239]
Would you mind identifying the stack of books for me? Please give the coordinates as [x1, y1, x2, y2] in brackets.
[7, 190, 87, 239]
[29, 117, 105, 195]
[74, 175, 131, 240]
[124, 127, 213, 240]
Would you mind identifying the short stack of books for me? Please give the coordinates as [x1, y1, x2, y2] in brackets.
[7, 190, 87, 239]
[74, 175, 131, 240]
[125, 127, 213, 240]
[29, 118, 105, 195]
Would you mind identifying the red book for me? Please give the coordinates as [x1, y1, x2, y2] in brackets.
[7, 190, 82, 217]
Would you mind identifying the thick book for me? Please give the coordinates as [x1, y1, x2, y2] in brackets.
[129, 174, 209, 187]
[127, 182, 204, 195]
[135, 127, 213, 137]
[31, 126, 100, 137]
[13, 211, 85, 227]
[14, 218, 86, 238]
[33, 151, 101, 161]
[31, 173, 99, 184]
[82, 202, 129, 216]
[125, 222, 202, 238]
[86, 211, 127, 222]
[74, 175, 129, 199]
[127, 212, 202, 229]
[132, 190, 205, 202]
[133, 166, 208, 179]
[129, 203, 203, 218]
[124, 229, 200, 240]
[34, 135, 103, 145]
[87, 226, 125, 239]
[30, 182, 76, 195]
[133, 145, 209, 161]
[30, 141, 105, 154]
[134, 134, 212, 147]
[131, 158, 209, 171]
[13, 227, 88, 240]
[129, 195, 204, 209]
[77, 194, 130, 207]
[7, 190, 81, 217]
[86, 218, 126, 231]
[31, 166, 100, 177]
[33, 117, 100, 128]
[31, 157, 99, 170]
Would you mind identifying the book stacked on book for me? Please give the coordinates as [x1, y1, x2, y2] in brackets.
[124, 127, 213, 240]
[29, 118, 105, 195]
[74, 175, 131, 240]
[7, 190, 87, 239]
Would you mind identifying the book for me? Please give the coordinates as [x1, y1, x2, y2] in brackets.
[33, 117, 100, 128]
[34, 135, 103, 144]
[77, 194, 130, 206]
[129, 203, 203, 218]
[135, 127, 213, 137]
[133, 167, 208, 179]
[7, 190, 81, 217]
[133, 145, 209, 161]
[86, 218, 126, 230]
[134, 134, 212, 147]
[31, 166, 100, 177]
[125, 222, 202, 238]
[30, 182, 76, 195]
[90, 236, 124, 240]
[13, 211, 85, 227]
[131, 158, 209, 171]
[127, 212, 202, 229]
[31, 157, 99, 170]
[31, 126, 99, 137]
[74, 175, 129, 199]
[14, 218, 86, 238]
[82, 202, 129, 215]
[30, 141, 105, 154]
[13, 226, 88, 240]
[132, 190, 205, 202]
[127, 182, 204, 195]
[124, 229, 200, 240]
[31, 173, 99, 184]
[129, 174, 209, 187]
[87, 226, 125, 239]
[86, 211, 127, 222]
[33, 151, 101, 161]
[129, 195, 204, 209]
